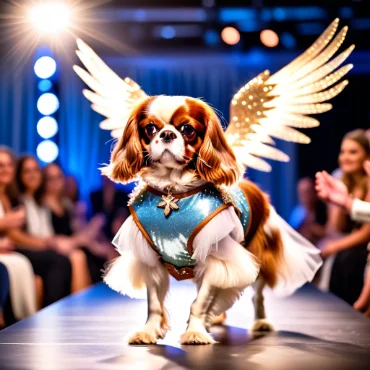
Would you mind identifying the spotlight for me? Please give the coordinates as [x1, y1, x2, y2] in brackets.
[204, 30, 220, 46]
[37, 117, 59, 139]
[36, 140, 59, 163]
[38, 80, 53, 92]
[260, 29, 279, 47]
[29, 2, 70, 34]
[34, 56, 57, 79]
[161, 26, 176, 39]
[280, 32, 296, 49]
[221, 27, 240, 45]
[37, 93, 60, 116]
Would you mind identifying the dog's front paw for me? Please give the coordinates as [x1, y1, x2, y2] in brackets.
[128, 331, 158, 345]
[251, 319, 275, 332]
[180, 331, 216, 345]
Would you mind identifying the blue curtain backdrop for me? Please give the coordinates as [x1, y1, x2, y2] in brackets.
[0, 65, 39, 154]
[0, 48, 324, 219]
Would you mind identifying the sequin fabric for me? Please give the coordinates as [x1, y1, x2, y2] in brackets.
[130, 184, 251, 275]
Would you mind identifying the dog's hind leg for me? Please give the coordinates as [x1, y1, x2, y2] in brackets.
[251, 276, 274, 332]
[180, 280, 218, 345]
[128, 263, 170, 344]
[204, 287, 243, 329]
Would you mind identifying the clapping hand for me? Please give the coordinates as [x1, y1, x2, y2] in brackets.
[315, 171, 352, 210]
[0, 238, 14, 253]
[4, 207, 25, 229]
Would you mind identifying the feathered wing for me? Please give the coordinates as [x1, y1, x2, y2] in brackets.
[225, 18, 354, 172]
[73, 39, 148, 138]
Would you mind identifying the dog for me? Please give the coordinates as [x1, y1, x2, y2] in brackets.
[103, 95, 322, 345]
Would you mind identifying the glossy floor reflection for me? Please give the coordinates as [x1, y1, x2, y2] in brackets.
[0, 281, 369, 370]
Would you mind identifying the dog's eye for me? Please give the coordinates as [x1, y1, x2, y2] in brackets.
[145, 123, 157, 136]
[181, 124, 195, 136]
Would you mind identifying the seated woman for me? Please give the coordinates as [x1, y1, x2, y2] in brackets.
[320, 130, 370, 305]
[316, 167, 370, 316]
[15, 155, 92, 293]
[65, 174, 117, 262]
[0, 149, 37, 321]
[0, 147, 72, 307]
[43, 163, 108, 284]
[289, 177, 327, 244]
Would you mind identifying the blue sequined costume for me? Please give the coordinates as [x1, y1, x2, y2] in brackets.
[129, 184, 251, 280]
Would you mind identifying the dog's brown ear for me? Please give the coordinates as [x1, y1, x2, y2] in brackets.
[101, 103, 147, 183]
[196, 106, 241, 186]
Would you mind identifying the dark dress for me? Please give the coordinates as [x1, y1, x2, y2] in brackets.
[0, 262, 9, 310]
[90, 189, 129, 240]
[329, 217, 368, 305]
[51, 207, 105, 283]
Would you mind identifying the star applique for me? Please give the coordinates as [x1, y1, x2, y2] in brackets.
[157, 193, 179, 217]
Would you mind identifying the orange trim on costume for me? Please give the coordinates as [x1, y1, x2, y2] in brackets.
[129, 204, 159, 255]
[187, 203, 233, 256]
[146, 183, 212, 199]
[162, 262, 194, 281]
[241, 191, 253, 238]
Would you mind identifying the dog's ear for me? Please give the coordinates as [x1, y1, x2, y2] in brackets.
[101, 104, 147, 183]
[197, 106, 241, 186]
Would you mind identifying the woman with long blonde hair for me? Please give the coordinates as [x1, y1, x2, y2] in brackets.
[321, 129, 370, 305]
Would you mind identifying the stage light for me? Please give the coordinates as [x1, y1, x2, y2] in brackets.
[34, 56, 57, 79]
[280, 32, 296, 49]
[36, 140, 59, 163]
[37, 117, 59, 139]
[204, 30, 219, 46]
[161, 26, 176, 39]
[38, 80, 53, 92]
[37, 93, 59, 116]
[221, 27, 240, 45]
[260, 29, 279, 47]
[29, 2, 70, 34]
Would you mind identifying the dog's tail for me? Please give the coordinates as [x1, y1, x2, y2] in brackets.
[238, 180, 284, 288]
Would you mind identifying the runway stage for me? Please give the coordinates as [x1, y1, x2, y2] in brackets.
[0, 281, 369, 370]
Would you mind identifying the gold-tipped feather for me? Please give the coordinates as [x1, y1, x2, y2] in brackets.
[226, 19, 354, 172]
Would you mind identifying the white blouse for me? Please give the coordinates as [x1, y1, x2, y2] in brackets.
[22, 195, 54, 237]
[351, 198, 370, 224]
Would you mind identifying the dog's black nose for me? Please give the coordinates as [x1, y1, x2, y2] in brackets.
[160, 130, 177, 143]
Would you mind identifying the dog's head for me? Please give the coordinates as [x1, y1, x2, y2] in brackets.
[103, 96, 240, 186]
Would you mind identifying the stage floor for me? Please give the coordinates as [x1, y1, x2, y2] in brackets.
[0, 281, 369, 370]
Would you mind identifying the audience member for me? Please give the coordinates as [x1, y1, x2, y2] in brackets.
[0, 148, 72, 307]
[43, 163, 109, 283]
[15, 155, 95, 293]
[289, 177, 327, 244]
[316, 167, 370, 316]
[319, 130, 370, 305]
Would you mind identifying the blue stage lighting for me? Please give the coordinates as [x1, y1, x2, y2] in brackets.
[38, 79, 53, 92]
[36, 140, 59, 163]
[204, 30, 219, 45]
[37, 117, 59, 139]
[34, 56, 57, 79]
[161, 26, 176, 39]
[280, 32, 296, 48]
[37, 93, 59, 115]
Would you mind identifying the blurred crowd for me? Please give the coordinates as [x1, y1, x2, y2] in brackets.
[0, 148, 129, 328]
[290, 128, 370, 317]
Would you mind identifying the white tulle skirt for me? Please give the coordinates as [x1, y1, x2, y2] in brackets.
[104, 206, 322, 298]
[264, 206, 323, 296]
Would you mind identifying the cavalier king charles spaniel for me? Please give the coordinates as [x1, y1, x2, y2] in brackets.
[103, 95, 321, 345]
